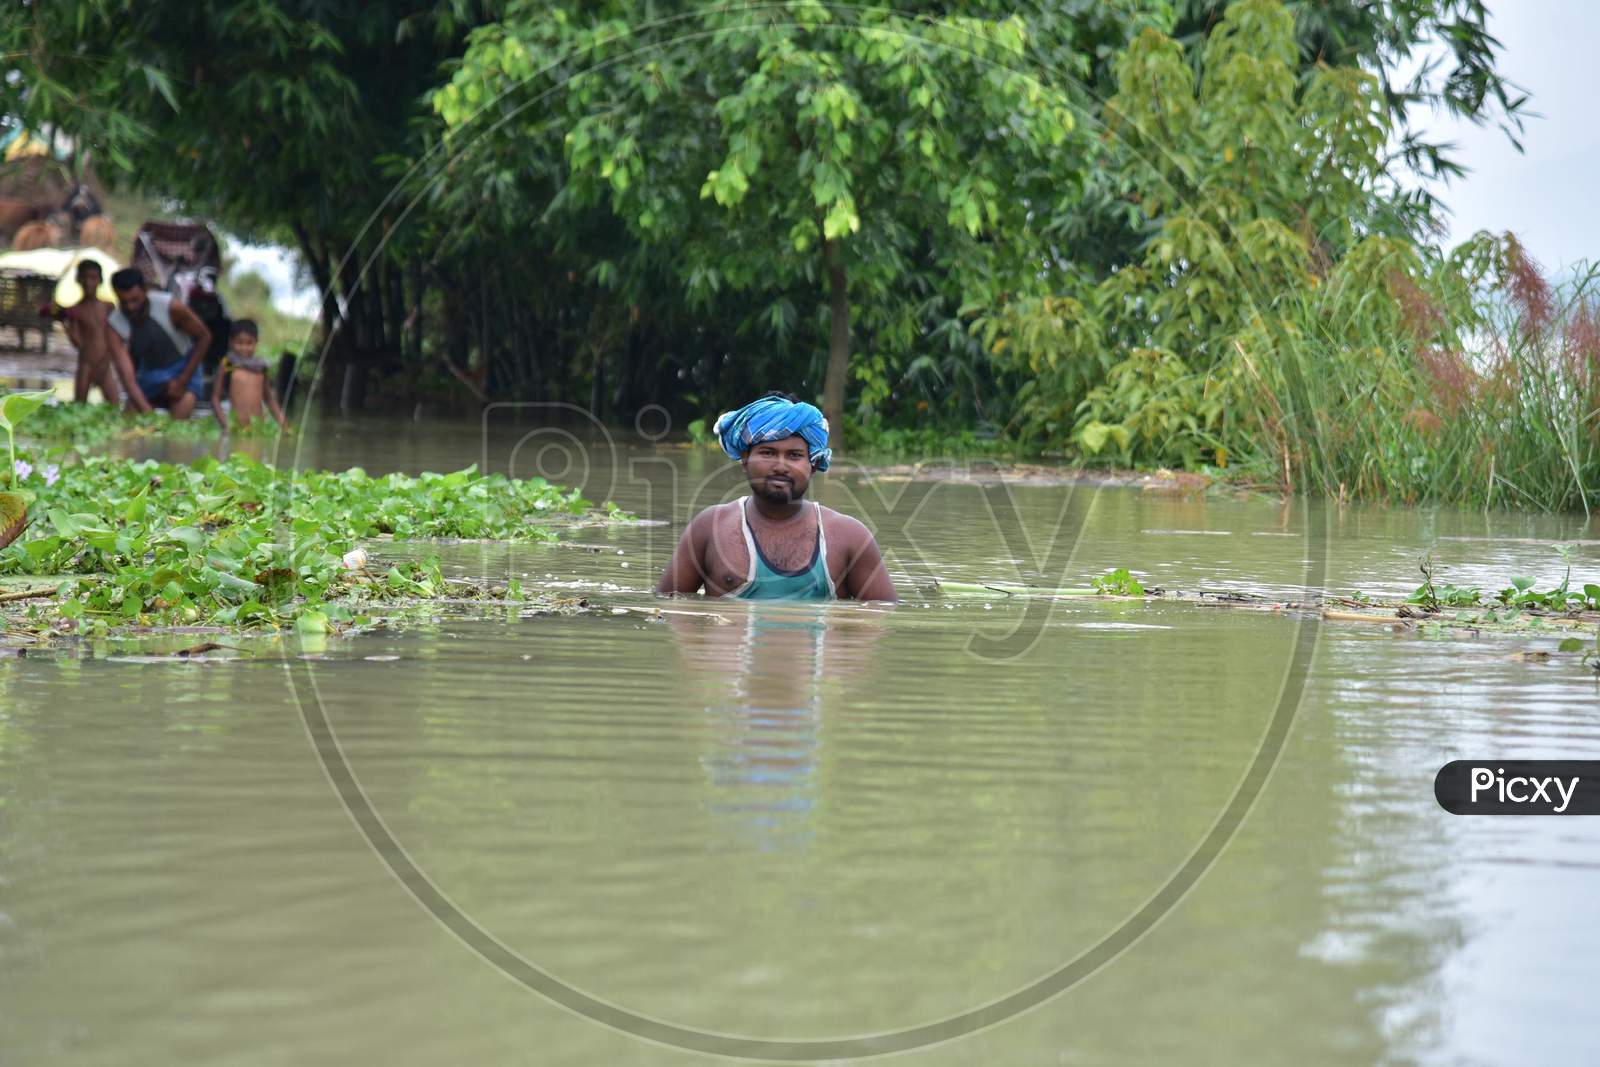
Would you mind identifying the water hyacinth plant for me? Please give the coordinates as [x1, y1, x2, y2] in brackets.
[0, 453, 614, 632]
[0, 391, 52, 480]
[0, 390, 54, 549]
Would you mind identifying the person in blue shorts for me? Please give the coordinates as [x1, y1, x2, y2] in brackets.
[104, 268, 212, 419]
[657, 392, 897, 601]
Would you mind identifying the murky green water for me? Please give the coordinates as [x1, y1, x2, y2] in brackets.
[5, 414, 1600, 1064]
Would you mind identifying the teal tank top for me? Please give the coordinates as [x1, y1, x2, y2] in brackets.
[733, 497, 835, 600]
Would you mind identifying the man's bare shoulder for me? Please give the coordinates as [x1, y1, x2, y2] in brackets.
[681, 499, 741, 534]
[817, 505, 875, 548]
[689, 499, 742, 520]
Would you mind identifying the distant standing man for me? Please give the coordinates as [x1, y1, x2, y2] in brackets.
[52, 258, 119, 403]
[105, 267, 212, 418]
[657, 392, 898, 601]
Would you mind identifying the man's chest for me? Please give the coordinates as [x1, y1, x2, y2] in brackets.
[702, 506, 838, 594]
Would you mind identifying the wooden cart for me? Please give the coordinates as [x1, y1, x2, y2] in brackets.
[0, 269, 55, 352]
[130, 219, 230, 368]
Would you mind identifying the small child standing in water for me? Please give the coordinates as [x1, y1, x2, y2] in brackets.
[49, 258, 120, 404]
[211, 320, 288, 432]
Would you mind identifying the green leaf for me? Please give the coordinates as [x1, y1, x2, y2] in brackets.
[295, 610, 330, 635]
[0, 491, 26, 549]
[163, 526, 206, 553]
[0, 391, 52, 433]
[48, 509, 80, 537]
[80, 526, 119, 551]
[213, 571, 260, 596]
[1559, 637, 1584, 652]
[821, 201, 859, 240]
[1077, 420, 1111, 453]
[234, 600, 268, 622]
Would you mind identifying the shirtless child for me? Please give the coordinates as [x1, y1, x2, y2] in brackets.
[210, 320, 288, 432]
[50, 259, 119, 403]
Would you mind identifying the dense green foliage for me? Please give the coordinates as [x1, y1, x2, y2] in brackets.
[0, 450, 599, 631]
[982, 0, 1423, 464]
[7, 0, 1561, 506]
[436, 2, 1088, 430]
[2, 1, 484, 408]
[968, 1, 1600, 512]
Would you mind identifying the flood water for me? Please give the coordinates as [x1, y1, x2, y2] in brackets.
[4, 412, 1599, 1064]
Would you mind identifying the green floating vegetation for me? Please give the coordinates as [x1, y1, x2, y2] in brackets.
[1, 391, 53, 550]
[930, 560, 1600, 660]
[1405, 546, 1600, 613]
[930, 568, 1145, 599]
[0, 451, 617, 636]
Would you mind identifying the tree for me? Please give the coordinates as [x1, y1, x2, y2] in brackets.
[4, 0, 1528, 436]
[983, 0, 1462, 466]
[437, 2, 1089, 433]
[0, 2, 176, 173]
[2, 1, 487, 406]
[1172, 0, 1529, 216]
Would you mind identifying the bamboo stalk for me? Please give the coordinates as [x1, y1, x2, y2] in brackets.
[931, 580, 1100, 597]
[0, 586, 57, 603]
[1322, 609, 1406, 624]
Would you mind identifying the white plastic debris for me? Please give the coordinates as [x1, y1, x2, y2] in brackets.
[341, 547, 369, 570]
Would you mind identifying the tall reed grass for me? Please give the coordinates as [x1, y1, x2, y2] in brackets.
[1239, 236, 1600, 513]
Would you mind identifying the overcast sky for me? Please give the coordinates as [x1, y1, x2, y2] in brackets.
[1420, 0, 1597, 274]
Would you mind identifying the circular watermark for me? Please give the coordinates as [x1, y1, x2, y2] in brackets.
[635, 404, 673, 442]
[284, 456, 1326, 1059]
[268, 4, 1333, 1057]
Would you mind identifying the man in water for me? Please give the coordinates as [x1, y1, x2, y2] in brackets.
[657, 392, 898, 601]
[104, 267, 212, 418]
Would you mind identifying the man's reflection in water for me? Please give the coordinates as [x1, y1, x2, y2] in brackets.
[667, 603, 885, 849]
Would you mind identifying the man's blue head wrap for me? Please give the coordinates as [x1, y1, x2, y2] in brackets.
[713, 395, 832, 472]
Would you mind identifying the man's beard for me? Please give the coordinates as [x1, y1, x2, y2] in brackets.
[751, 474, 806, 504]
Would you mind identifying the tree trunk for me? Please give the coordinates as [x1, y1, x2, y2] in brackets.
[822, 238, 850, 436]
[477, 279, 491, 396]
[589, 342, 605, 419]
[406, 258, 423, 366]
[291, 222, 341, 355]
[337, 250, 369, 411]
